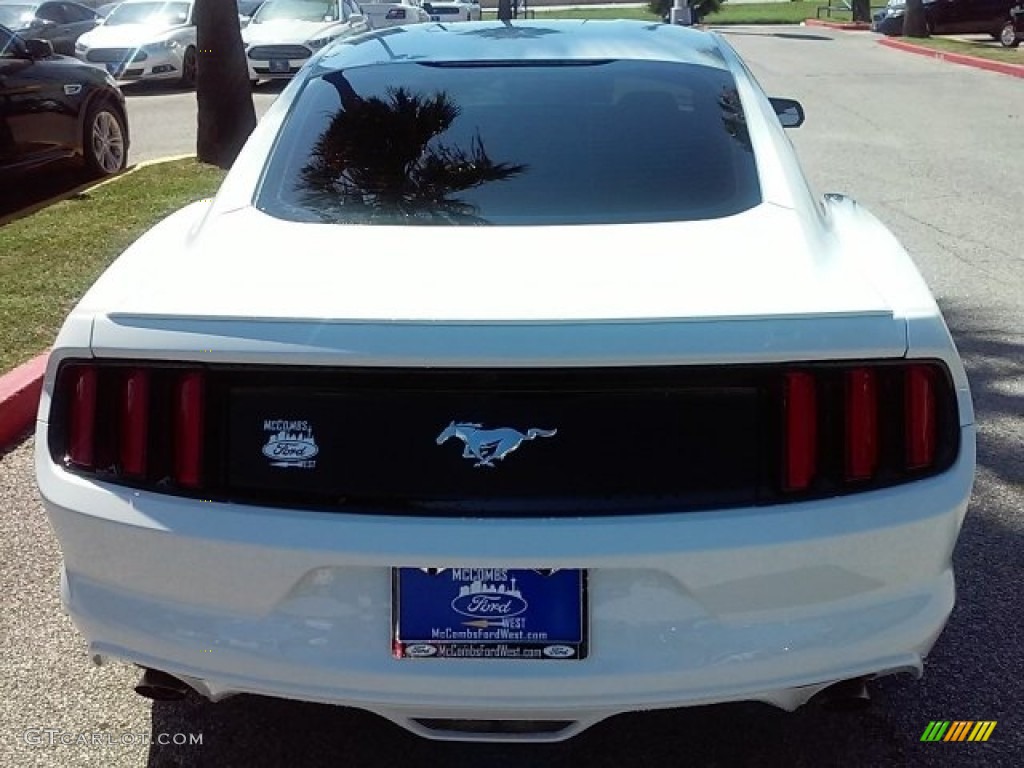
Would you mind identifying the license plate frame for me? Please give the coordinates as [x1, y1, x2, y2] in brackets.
[268, 58, 290, 73]
[393, 568, 588, 660]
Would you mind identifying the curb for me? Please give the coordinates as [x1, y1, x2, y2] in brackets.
[0, 154, 199, 451]
[879, 37, 1024, 78]
[803, 18, 872, 31]
[0, 353, 48, 451]
[0, 153, 199, 229]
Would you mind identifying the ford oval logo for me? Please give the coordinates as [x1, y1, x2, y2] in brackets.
[451, 592, 528, 619]
[261, 439, 318, 461]
[542, 645, 575, 659]
[405, 644, 438, 658]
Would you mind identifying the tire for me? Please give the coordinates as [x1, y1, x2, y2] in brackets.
[999, 20, 1020, 47]
[83, 100, 128, 177]
[178, 46, 197, 88]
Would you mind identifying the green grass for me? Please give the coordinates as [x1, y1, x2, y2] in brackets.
[895, 34, 1024, 66]
[0, 159, 226, 372]
[534, 1, 840, 25]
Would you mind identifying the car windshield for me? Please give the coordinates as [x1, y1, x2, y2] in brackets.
[257, 60, 762, 226]
[253, 0, 340, 23]
[0, 5, 38, 27]
[103, 1, 190, 25]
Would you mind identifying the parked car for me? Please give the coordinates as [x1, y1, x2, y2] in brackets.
[0, 23, 128, 178]
[0, 0, 100, 55]
[36, 20, 975, 743]
[873, 0, 1017, 39]
[422, 0, 480, 21]
[243, 0, 369, 83]
[1000, 0, 1022, 45]
[359, 0, 429, 28]
[74, 0, 196, 87]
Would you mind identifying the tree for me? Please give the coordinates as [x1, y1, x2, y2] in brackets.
[296, 72, 526, 224]
[648, 0, 723, 23]
[903, 0, 930, 37]
[851, 0, 871, 23]
[195, 0, 257, 169]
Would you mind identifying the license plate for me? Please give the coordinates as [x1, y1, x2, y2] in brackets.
[268, 58, 290, 73]
[393, 568, 587, 660]
[105, 63, 123, 77]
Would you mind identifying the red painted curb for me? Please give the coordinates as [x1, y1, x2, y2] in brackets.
[804, 18, 872, 31]
[879, 37, 1024, 79]
[0, 353, 48, 450]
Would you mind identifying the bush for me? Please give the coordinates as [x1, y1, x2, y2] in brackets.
[648, 0, 724, 21]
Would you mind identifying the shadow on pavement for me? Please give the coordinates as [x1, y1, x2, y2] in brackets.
[715, 29, 835, 41]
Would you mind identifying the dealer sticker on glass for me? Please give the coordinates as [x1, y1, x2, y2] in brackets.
[393, 568, 587, 660]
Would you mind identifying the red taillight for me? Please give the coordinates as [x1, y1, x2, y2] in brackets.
[173, 371, 205, 488]
[845, 368, 878, 481]
[119, 369, 150, 478]
[783, 372, 817, 491]
[906, 365, 937, 470]
[68, 366, 98, 468]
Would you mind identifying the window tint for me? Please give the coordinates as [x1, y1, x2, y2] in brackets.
[257, 60, 762, 226]
[37, 3, 67, 22]
[61, 3, 97, 22]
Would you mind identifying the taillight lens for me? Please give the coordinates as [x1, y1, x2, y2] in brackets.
[783, 371, 817, 492]
[173, 371, 205, 488]
[845, 368, 878, 481]
[67, 365, 98, 468]
[119, 368, 150, 478]
[906, 365, 937, 470]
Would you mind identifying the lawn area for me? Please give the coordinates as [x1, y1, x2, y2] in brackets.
[0, 159, 225, 372]
[534, 1, 840, 25]
[894, 34, 1024, 66]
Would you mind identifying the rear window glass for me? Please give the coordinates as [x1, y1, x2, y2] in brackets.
[256, 60, 762, 225]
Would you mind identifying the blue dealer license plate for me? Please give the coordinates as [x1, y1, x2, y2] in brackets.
[393, 568, 587, 660]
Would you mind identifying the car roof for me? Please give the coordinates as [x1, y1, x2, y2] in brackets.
[320, 20, 732, 73]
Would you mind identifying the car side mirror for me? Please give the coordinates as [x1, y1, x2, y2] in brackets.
[349, 12, 365, 23]
[24, 38, 55, 59]
[769, 97, 805, 128]
[423, 2, 433, 12]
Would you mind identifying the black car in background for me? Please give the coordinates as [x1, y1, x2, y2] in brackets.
[0, 23, 129, 180]
[1000, 0, 1023, 45]
[0, 1, 100, 55]
[873, 0, 1017, 39]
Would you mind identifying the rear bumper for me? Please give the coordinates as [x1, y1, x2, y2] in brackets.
[37, 427, 975, 741]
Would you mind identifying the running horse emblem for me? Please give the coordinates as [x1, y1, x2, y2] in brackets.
[436, 422, 558, 468]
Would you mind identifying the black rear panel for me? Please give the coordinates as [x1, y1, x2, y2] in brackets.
[226, 378, 761, 512]
[48, 361, 962, 517]
[217, 367, 766, 515]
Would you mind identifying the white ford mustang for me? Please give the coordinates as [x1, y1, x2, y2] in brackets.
[36, 20, 975, 743]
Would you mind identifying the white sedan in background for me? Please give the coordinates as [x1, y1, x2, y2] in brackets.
[37, 20, 975, 744]
[422, 0, 480, 21]
[74, 0, 196, 86]
[359, 0, 429, 28]
[243, 0, 369, 82]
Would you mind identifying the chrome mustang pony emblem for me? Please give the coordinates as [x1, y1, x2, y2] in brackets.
[436, 422, 557, 468]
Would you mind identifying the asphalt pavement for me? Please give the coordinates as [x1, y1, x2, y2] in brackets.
[1, 24, 1022, 768]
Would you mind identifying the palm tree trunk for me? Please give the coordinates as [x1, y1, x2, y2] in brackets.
[195, 0, 257, 169]
[903, 0, 930, 37]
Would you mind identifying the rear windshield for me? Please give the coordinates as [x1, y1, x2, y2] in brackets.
[256, 60, 762, 226]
